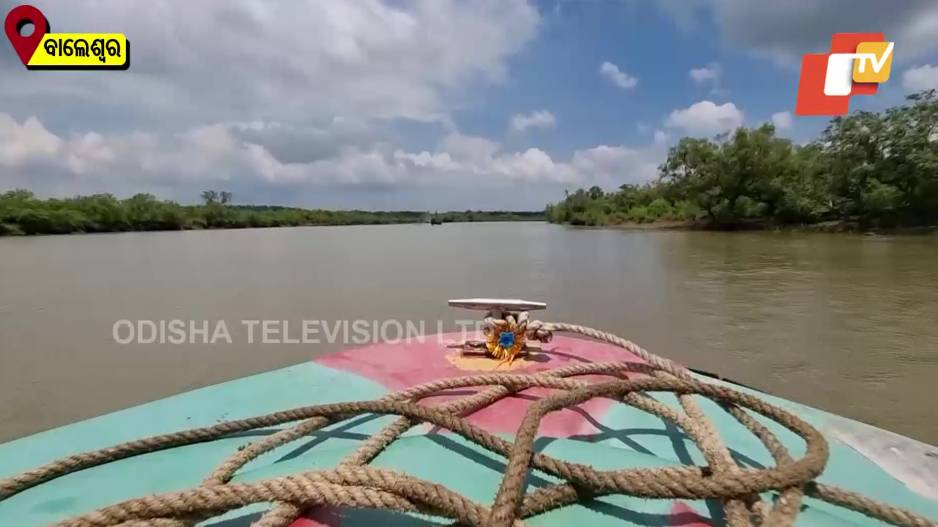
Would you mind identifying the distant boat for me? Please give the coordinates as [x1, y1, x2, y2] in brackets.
[430, 217, 443, 225]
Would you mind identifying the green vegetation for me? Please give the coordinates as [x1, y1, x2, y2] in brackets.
[0, 190, 543, 236]
[547, 91, 938, 230]
[429, 210, 543, 223]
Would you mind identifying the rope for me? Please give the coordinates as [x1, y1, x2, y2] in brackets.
[0, 321, 935, 527]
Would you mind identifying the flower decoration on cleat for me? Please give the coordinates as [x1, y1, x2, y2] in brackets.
[484, 321, 526, 363]
[447, 299, 554, 366]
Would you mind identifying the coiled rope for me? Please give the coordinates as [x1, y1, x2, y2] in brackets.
[0, 316, 935, 527]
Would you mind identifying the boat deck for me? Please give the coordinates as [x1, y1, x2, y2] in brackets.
[1, 333, 936, 526]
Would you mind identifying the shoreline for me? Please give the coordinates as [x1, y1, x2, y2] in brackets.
[556, 220, 938, 235]
[0, 190, 546, 237]
[0, 218, 547, 238]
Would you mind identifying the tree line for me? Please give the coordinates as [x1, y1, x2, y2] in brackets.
[0, 190, 543, 236]
[547, 91, 938, 230]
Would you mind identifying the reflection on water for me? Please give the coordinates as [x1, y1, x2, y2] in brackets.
[0, 223, 936, 443]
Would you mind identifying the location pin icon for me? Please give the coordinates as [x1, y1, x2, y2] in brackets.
[4, 5, 49, 66]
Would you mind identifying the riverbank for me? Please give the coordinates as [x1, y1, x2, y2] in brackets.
[0, 190, 543, 236]
[558, 218, 938, 235]
[546, 92, 938, 233]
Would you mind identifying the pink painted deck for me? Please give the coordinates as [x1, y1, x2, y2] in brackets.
[316, 332, 651, 438]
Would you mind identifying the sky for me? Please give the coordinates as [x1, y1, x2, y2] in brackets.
[2, 0, 938, 210]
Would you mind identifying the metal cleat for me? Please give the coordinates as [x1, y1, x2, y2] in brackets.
[448, 298, 548, 362]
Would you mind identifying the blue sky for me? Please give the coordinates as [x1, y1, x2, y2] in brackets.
[2, 0, 937, 210]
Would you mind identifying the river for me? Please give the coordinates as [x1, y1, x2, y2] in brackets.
[1, 222, 936, 443]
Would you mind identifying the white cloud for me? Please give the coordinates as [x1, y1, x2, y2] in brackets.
[689, 63, 721, 86]
[570, 145, 662, 187]
[440, 133, 500, 163]
[0, 113, 669, 207]
[0, 1, 551, 208]
[771, 111, 793, 130]
[0, 115, 63, 167]
[665, 100, 744, 136]
[653, 129, 670, 144]
[492, 148, 576, 183]
[0, 0, 540, 127]
[509, 110, 557, 133]
[599, 61, 638, 89]
[656, 1, 938, 66]
[65, 133, 117, 175]
[902, 65, 938, 92]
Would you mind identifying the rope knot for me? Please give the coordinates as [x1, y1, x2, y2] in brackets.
[525, 319, 553, 343]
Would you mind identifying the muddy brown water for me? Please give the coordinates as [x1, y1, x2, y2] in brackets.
[1, 222, 936, 443]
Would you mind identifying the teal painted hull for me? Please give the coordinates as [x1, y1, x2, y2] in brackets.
[1, 334, 936, 526]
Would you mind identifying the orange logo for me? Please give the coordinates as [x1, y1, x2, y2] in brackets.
[795, 33, 894, 116]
